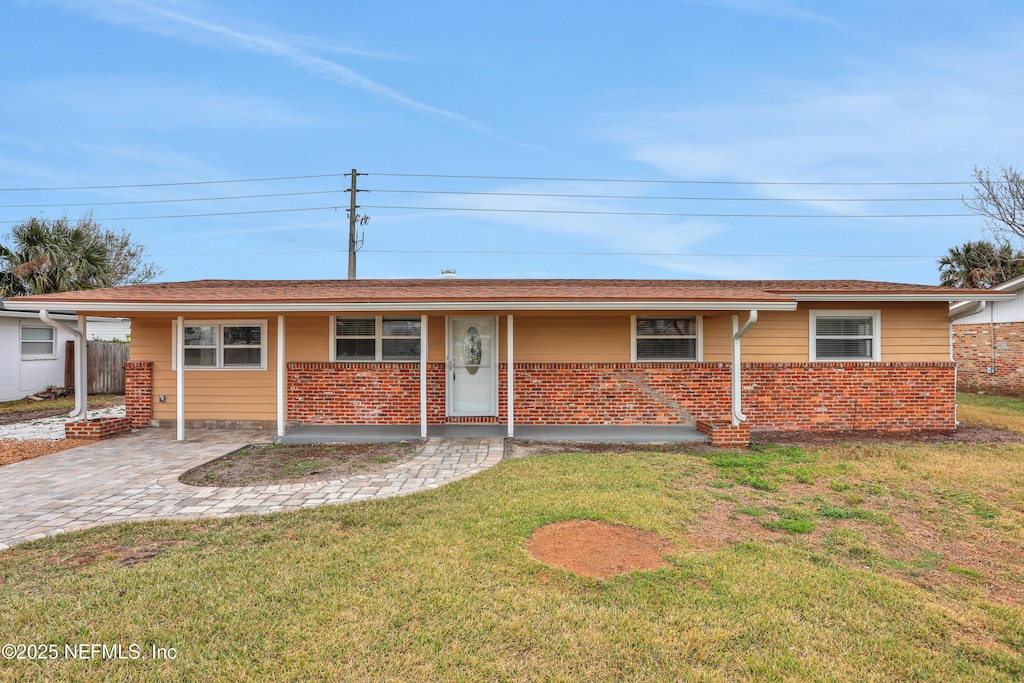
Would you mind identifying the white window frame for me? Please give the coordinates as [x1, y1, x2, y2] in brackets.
[331, 315, 423, 362]
[631, 315, 703, 362]
[809, 310, 881, 362]
[171, 320, 268, 370]
[20, 323, 57, 359]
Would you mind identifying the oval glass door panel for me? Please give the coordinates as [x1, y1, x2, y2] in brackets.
[464, 326, 482, 375]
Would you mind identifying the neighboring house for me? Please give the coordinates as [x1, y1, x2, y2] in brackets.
[4, 279, 1010, 445]
[0, 301, 130, 402]
[951, 273, 1024, 395]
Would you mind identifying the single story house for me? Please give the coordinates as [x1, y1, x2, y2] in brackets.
[4, 278, 1011, 445]
[951, 272, 1024, 395]
[0, 302, 130, 403]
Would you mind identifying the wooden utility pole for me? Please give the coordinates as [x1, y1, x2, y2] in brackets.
[347, 168, 359, 279]
[345, 169, 370, 279]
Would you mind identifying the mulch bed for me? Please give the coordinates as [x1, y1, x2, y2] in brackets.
[0, 439, 94, 466]
[752, 423, 1024, 447]
[179, 441, 423, 487]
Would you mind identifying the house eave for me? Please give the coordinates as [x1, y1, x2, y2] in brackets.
[794, 293, 1017, 303]
[1, 300, 800, 314]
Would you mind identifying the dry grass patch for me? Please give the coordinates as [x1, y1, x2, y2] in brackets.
[959, 392, 1024, 434]
[58, 541, 185, 569]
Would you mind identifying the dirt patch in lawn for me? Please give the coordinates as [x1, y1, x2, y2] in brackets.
[526, 520, 673, 578]
[0, 438, 94, 467]
[753, 423, 1024, 447]
[507, 424, 1024, 460]
[180, 441, 423, 487]
[60, 541, 185, 569]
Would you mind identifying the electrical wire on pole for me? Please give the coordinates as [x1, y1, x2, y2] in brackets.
[345, 169, 369, 279]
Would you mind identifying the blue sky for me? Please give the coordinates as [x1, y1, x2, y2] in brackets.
[3, 0, 1024, 285]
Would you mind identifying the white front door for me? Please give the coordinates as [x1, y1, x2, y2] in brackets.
[447, 316, 498, 416]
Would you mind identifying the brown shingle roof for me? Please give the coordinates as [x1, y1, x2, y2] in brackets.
[6, 278, 982, 306]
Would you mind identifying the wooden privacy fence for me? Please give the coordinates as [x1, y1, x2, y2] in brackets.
[64, 340, 130, 395]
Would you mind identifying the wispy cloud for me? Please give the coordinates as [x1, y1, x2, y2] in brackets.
[598, 50, 1024, 206]
[681, 0, 844, 30]
[50, 0, 542, 148]
[16, 77, 318, 130]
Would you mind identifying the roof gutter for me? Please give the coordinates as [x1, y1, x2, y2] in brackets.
[950, 299, 987, 322]
[792, 293, 1016, 302]
[732, 310, 758, 426]
[38, 309, 87, 421]
[1, 300, 800, 313]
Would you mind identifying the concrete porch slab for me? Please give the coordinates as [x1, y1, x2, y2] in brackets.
[278, 425, 421, 444]
[279, 424, 707, 444]
[514, 425, 706, 443]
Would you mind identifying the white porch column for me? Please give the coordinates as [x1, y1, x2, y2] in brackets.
[277, 315, 286, 438]
[75, 314, 88, 421]
[176, 315, 185, 441]
[507, 314, 514, 438]
[420, 314, 428, 438]
[731, 310, 758, 426]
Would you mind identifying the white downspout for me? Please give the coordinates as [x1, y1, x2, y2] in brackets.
[731, 310, 758, 426]
[176, 316, 185, 441]
[420, 314, 428, 439]
[507, 314, 514, 438]
[39, 309, 87, 421]
[277, 315, 286, 438]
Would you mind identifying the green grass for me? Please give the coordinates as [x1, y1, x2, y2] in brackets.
[1, 443, 1023, 681]
[958, 392, 1024, 433]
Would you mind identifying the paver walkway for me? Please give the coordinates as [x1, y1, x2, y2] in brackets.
[0, 430, 504, 551]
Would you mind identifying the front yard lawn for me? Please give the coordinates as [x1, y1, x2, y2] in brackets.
[2, 432, 1022, 680]
[959, 392, 1024, 433]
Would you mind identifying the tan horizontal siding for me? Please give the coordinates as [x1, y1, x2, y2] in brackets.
[705, 303, 951, 362]
[133, 315, 278, 421]
[512, 315, 628, 362]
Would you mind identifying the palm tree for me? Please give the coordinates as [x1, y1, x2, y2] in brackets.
[0, 217, 112, 296]
[938, 239, 1024, 288]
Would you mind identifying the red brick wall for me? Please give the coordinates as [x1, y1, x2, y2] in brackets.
[284, 361, 955, 432]
[954, 323, 1024, 395]
[125, 361, 153, 429]
[65, 417, 132, 440]
[743, 362, 956, 431]
[512, 363, 727, 425]
[697, 419, 751, 447]
[288, 362, 422, 424]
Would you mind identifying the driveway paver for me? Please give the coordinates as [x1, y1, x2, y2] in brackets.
[0, 429, 504, 550]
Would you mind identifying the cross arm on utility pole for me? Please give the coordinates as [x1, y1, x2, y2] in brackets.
[345, 168, 369, 279]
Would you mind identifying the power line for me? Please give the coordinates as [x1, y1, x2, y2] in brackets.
[370, 172, 979, 187]
[0, 189, 346, 209]
[0, 206, 343, 224]
[368, 189, 963, 202]
[0, 170, 985, 193]
[0, 173, 349, 193]
[364, 249, 940, 259]
[0, 187, 966, 211]
[0, 204, 973, 223]
[361, 204, 972, 218]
